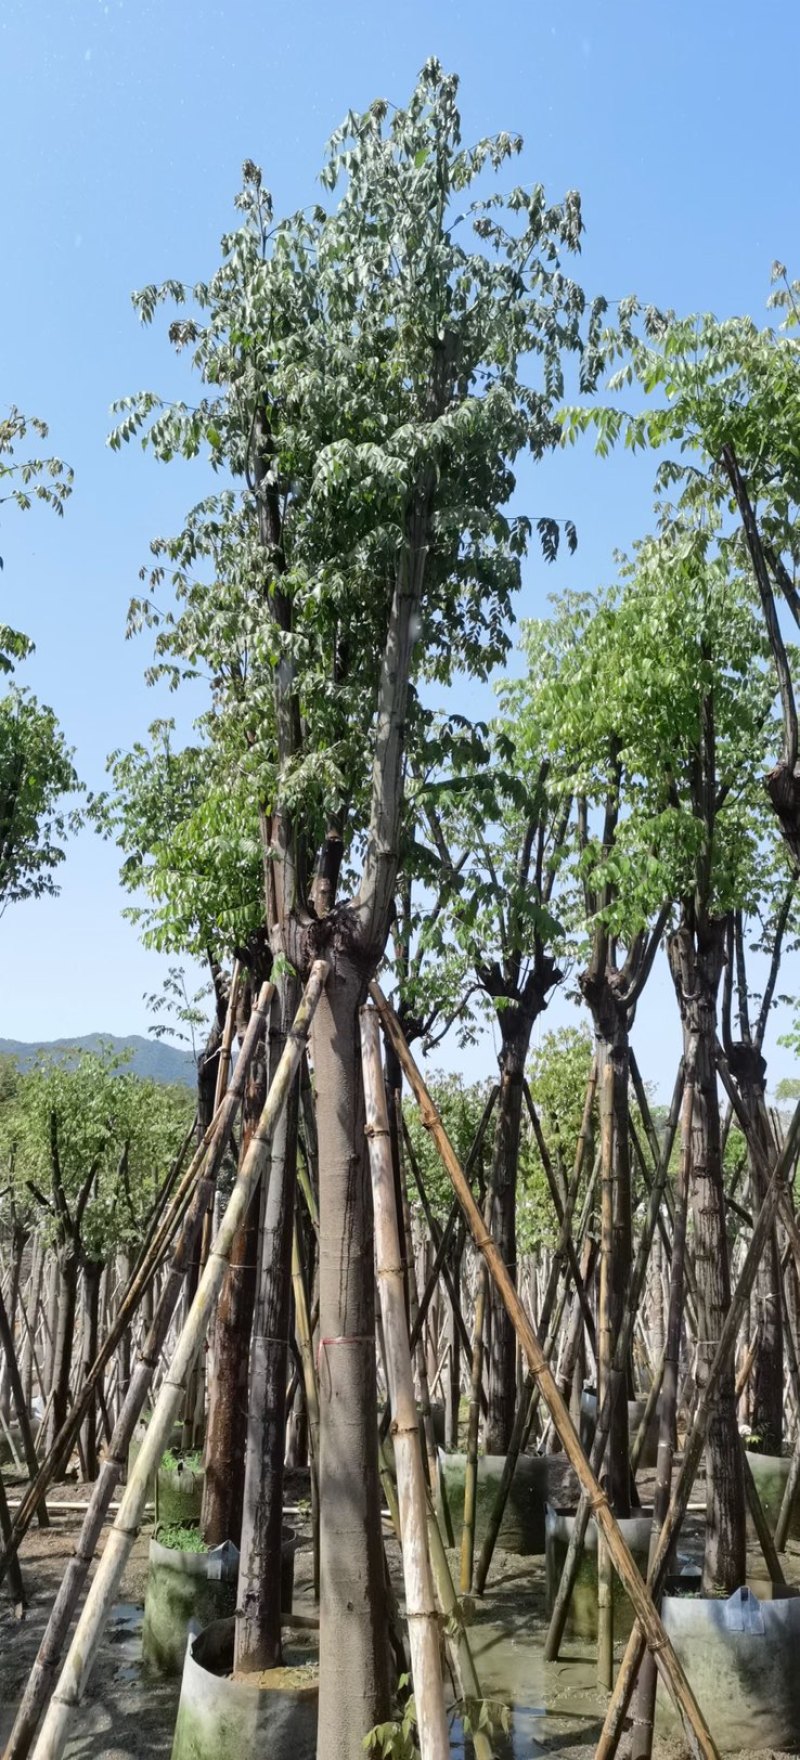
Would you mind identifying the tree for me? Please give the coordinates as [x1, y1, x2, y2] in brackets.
[0, 407, 78, 911]
[561, 274, 800, 864]
[557, 515, 779, 1591]
[411, 706, 570, 1451]
[0, 688, 80, 916]
[115, 62, 608, 1751]
[0, 1048, 192, 1471]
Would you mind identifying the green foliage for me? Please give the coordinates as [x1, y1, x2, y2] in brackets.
[160, 1448, 203, 1473]
[363, 1677, 510, 1758]
[0, 406, 73, 556]
[364, 1679, 420, 1760]
[403, 1071, 492, 1228]
[516, 1023, 594, 1250]
[109, 61, 608, 963]
[92, 722, 263, 960]
[515, 516, 781, 946]
[0, 686, 81, 913]
[156, 1522, 206, 1552]
[0, 1047, 193, 1257]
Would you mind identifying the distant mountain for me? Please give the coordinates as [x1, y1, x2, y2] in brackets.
[0, 1033, 196, 1087]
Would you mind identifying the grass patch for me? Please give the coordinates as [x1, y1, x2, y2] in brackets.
[160, 1448, 203, 1474]
[157, 1522, 207, 1553]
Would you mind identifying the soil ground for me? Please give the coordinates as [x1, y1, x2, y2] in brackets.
[2, 1459, 799, 1760]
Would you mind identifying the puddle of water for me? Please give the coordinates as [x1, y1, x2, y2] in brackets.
[108, 1602, 145, 1679]
[448, 1622, 605, 1756]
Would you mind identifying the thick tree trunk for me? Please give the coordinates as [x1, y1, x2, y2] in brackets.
[732, 1053, 783, 1454]
[79, 1262, 102, 1481]
[202, 1006, 266, 1549]
[114, 1249, 131, 1424]
[202, 1193, 259, 1547]
[581, 977, 632, 1517]
[484, 1024, 530, 1453]
[235, 979, 300, 1671]
[51, 1246, 79, 1449]
[312, 954, 389, 1759]
[668, 918, 746, 1593]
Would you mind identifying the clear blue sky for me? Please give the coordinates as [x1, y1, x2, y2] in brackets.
[2, 0, 799, 1091]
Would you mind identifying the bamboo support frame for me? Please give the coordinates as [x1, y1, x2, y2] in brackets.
[0, 1114, 201, 1584]
[27, 965, 327, 1760]
[371, 983, 720, 1760]
[594, 1094, 800, 1760]
[4, 982, 274, 1760]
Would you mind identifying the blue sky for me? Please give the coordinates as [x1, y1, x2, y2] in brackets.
[1, 0, 799, 1090]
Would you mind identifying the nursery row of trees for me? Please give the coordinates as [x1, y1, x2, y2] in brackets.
[4, 57, 800, 1760]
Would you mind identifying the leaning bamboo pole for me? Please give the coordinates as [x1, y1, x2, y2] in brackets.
[473, 1074, 600, 1597]
[362, 1010, 449, 1760]
[628, 1079, 693, 1760]
[3, 981, 275, 1760]
[543, 1065, 685, 1665]
[0, 1467, 25, 1612]
[371, 984, 719, 1760]
[593, 1094, 800, 1760]
[0, 1285, 47, 1524]
[28, 965, 327, 1760]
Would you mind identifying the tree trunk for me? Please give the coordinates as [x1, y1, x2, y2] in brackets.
[732, 1051, 783, 1454]
[484, 1024, 529, 1453]
[312, 955, 389, 1759]
[581, 977, 632, 1517]
[668, 917, 746, 1593]
[235, 979, 300, 1671]
[202, 993, 266, 1549]
[51, 1245, 79, 1451]
[79, 1262, 102, 1481]
[201, 1192, 259, 1547]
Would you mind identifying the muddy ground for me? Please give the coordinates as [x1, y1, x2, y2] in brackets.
[1, 1460, 799, 1760]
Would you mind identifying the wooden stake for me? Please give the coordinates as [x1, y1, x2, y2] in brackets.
[361, 1009, 449, 1760]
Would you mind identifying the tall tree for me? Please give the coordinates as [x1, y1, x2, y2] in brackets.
[562, 516, 779, 1590]
[115, 62, 607, 1752]
[412, 708, 570, 1450]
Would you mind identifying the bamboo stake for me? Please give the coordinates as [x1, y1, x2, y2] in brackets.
[630, 1343, 666, 1476]
[594, 1095, 800, 1760]
[396, 1096, 438, 1489]
[361, 1009, 449, 1760]
[213, 960, 241, 1111]
[629, 1081, 692, 1760]
[28, 965, 327, 1760]
[484, 1066, 600, 1481]
[371, 985, 720, 1760]
[423, 1491, 492, 1760]
[741, 1445, 785, 1586]
[774, 1423, 800, 1552]
[474, 1235, 597, 1598]
[0, 1468, 25, 1612]
[4, 982, 275, 1760]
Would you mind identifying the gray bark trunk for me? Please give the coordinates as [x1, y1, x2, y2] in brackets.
[312, 955, 389, 1759]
